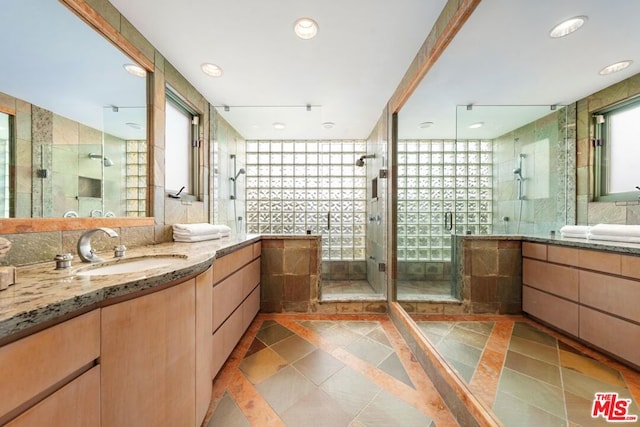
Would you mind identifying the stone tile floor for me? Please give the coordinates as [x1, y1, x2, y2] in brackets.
[203, 314, 640, 426]
[415, 316, 640, 426]
[203, 314, 456, 426]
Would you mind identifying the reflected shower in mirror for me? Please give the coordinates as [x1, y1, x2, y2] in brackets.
[0, 0, 148, 218]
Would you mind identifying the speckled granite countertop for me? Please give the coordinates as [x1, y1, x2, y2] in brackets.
[0, 234, 260, 340]
[457, 233, 640, 255]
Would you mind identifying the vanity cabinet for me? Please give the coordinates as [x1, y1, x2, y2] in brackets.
[101, 279, 196, 427]
[211, 242, 261, 377]
[6, 366, 100, 427]
[0, 310, 100, 426]
[523, 242, 640, 367]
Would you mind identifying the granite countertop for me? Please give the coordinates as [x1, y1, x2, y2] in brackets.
[0, 234, 260, 340]
[457, 233, 640, 255]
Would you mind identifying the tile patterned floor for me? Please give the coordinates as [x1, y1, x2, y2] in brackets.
[321, 280, 383, 300]
[204, 313, 640, 426]
[203, 314, 458, 426]
[415, 316, 640, 426]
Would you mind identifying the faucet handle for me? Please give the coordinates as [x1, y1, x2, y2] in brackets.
[114, 245, 127, 258]
[54, 253, 73, 270]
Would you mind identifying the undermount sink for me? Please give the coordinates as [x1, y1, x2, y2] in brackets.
[76, 255, 186, 276]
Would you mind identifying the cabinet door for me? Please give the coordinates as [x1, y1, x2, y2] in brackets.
[101, 280, 196, 427]
[6, 366, 100, 427]
[196, 268, 213, 424]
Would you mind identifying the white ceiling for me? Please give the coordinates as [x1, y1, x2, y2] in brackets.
[4, 1, 639, 144]
[400, 0, 640, 139]
[108, 0, 448, 140]
[1, 0, 147, 141]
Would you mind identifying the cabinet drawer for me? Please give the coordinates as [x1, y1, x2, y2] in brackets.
[523, 286, 579, 336]
[213, 245, 254, 283]
[547, 245, 579, 266]
[580, 270, 640, 323]
[6, 366, 100, 427]
[243, 258, 261, 299]
[579, 249, 620, 275]
[523, 258, 578, 301]
[0, 310, 100, 419]
[243, 285, 260, 331]
[580, 306, 640, 367]
[522, 242, 547, 260]
[213, 269, 244, 331]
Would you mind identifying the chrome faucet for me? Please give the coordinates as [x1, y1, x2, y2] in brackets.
[77, 227, 118, 263]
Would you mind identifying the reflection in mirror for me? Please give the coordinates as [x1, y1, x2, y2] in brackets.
[0, 112, 10, 217]
[396, 105, 568, 302]
[1, 1, 147, 218]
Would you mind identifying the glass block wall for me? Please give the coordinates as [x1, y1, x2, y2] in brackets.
[397, 140, 493, 261]
[246, 140, 367, 260]
[125, 140, 147, 216]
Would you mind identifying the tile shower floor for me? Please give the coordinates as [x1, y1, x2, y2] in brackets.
[203, 314, 640, 426]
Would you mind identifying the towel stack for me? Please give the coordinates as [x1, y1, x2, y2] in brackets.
[559, 225, 591, 239]
[588, 224, 640, 243]
[172, 223, 231, 242]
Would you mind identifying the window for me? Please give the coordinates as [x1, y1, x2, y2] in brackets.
[595, 97, 640, 201]
[165, 87, 200, 196]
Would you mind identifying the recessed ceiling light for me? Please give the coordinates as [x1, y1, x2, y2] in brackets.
[123, 64, 146, 78]
[294, 17, 319, 40]
[201, 63, 223, 77]
[126, 122, 143, 130]
[273, 122, 286, 130]
[469, 122, 484, 129]
[599, 60, 633, 75]
[322, 122, 335, 129]
[419, 121, 434, 128]
[549, 16, 587, 38]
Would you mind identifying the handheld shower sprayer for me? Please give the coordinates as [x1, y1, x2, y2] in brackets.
[230, 168, 245, 182]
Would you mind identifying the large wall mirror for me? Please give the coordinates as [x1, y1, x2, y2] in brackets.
[393, 0, 639, 419]
[1, 0, 148, 219]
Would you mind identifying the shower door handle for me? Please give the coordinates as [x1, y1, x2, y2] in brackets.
[327, 212, 331, 230]
[445, 211, 453, 232]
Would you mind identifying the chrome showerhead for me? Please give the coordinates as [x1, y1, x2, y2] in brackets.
[513, 167, 523, 179]
[231, 168, 245, 181]
[89, 153, 114, 167]
[356, 154, 376, 167]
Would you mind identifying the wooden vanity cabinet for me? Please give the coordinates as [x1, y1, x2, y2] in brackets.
[0, 310, 100, 426]
[523, 242, 640, 367]
[100, 279, 197, 427]
[212, 242, 261, 378]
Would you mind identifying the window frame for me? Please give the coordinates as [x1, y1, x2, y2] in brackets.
[594, 96, 640, 202]
[165, 86, 200, 199]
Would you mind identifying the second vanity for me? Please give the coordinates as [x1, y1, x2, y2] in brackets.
[0, 234, 261, 427]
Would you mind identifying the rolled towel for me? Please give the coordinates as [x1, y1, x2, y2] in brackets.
[173, 223, 231, 236]
[587, 233, 640, 244]
[589, 224, 640, 238]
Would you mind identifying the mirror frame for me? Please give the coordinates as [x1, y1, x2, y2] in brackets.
[0, 0, 155, 232]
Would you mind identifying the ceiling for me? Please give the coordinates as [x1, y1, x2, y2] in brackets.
[400, 0, 640, 139]
[108, 0, 448, 140]
[4, 1, 639, 144]
[1, 1, 147, 141]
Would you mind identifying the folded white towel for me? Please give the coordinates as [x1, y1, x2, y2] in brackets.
[587, 233, 640, 244]
[589, 224, 640, 238]
[174, 233, 223, 242]
[560, 225, 591, 235]
[561, 232, 588, 239]
[172, 223, 231, 235]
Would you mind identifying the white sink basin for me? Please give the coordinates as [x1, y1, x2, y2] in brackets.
[76, 255, 185, 276]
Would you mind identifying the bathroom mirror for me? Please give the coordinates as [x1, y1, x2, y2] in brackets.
[0, 0, 148, 218]
[393, 0, 637, 401]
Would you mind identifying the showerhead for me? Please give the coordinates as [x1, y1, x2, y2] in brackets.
[355, 154, 376, 167]
[88, 153, 114, 167]
[231, 168, 246, 181]
[513, 167, 523, 179]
